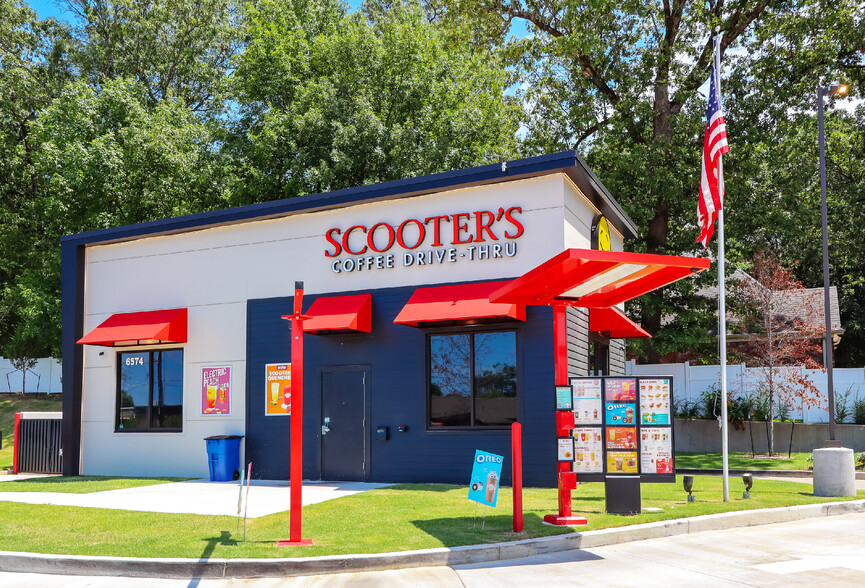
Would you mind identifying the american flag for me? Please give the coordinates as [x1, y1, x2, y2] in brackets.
[696, 63, 730, 248]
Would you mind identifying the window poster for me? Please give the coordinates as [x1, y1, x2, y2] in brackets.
[556, 385, 573, 410]
[605, 403, 636, 425]
[265, 363, 292, 416]
[604, 378, 637, 403]
[606, 450, 638, 474]
[571, 378, 602, 424]
[639, 378, 671, 425]
[572, 427, 603, 473]
[640, 427, 673, 474]
[201, 366, 231, 415]
[606, 427, 637, 450]
[557, 437, 575, 462]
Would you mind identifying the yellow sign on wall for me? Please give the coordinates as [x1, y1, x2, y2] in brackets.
[592, 214, 611, 251]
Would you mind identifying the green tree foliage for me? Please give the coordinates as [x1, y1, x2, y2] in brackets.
[0, 0, 521, 359]
[62, 0, 242, 115]
[432, 0, 864, 363]
[228, 0, 520, 203]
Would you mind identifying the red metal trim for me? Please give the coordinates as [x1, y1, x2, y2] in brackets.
[76, 308, 188, 347]
[512, 422, 523, 533]
[302, 294, 372, 334]
[12, 412, 21, 475]
[554, 306, 568, 386]
[589, 307, 651, 338]
[393, 281, 526, 326]
[489, 248, 710, 307]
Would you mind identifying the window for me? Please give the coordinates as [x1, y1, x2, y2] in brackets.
[429, 331, 517, 428]
[116, 349, 183, 432]
[589, 337, 610, 376]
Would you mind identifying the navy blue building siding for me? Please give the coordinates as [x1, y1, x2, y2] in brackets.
[246, 283, 556, 487]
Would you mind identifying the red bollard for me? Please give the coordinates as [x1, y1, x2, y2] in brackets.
[12, 412, 21, 475]
[512, 422, 523, 532]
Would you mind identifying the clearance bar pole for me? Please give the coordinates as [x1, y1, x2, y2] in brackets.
[279, 281, 313, 546]
[512, 422, 523, 532]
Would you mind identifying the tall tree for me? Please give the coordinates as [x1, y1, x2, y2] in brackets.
[228, 0, 521, 203]
[0, 0, 74, 360]
[432, 0, 865, 362]
[729, 250, 825, 455]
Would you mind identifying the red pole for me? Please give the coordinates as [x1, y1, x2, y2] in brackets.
[543, 305, 588, 526]
[512, 422, 523, 532]
[12, 412, 21, 475]
[279, 281, 313, 546]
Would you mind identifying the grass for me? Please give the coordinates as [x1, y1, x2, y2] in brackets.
[0, 476, 860, 559]
[0, 476, 188, 493]
[0, 393, 63, 470]
[676, 452, 812, 471]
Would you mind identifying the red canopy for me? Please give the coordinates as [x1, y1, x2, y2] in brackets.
[394, 281, 525, 327]
[77, 308, 188, 347]
[590, 307, 651, 338]
[490, 249, 710, 308]
[303, 294, 372, 334]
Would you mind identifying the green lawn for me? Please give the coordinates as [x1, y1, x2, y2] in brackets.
[0, 394, 63, 470]
[0, 477, 860, 559]
[0, 476, 188, 493]
[676, 452, 812, 471]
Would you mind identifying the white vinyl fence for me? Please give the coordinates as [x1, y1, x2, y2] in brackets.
[0, 357, 62, 394]
[626, 360, 865, 424]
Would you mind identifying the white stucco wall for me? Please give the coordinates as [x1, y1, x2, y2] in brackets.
[79, 173, 621, 476]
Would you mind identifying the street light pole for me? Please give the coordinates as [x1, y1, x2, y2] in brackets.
[817, 83, 847, 445]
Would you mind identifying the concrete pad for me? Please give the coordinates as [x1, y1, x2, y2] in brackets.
[0, 479, 391, 518]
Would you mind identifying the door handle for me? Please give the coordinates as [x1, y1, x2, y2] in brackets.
[322, 416, 331, 435]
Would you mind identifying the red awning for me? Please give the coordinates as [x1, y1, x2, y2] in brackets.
[394, 281, 526, 327]
[490, 249, 710, 308]
[590, 307, 651, 338]
[302, 294, 372, 334]
[77, 308, 188, 347]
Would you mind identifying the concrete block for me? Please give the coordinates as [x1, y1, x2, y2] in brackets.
[812, 447, 856, 497]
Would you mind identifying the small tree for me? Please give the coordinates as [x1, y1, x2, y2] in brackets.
[731, 250, 826, 456]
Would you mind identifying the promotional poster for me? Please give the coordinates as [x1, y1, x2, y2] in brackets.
[201, 366, 231, 415]
[572, 378, 602, 424]
[572, 427, 604, 473]
[640, 427, 673, 473]
[265, 363, 292, 416]
[468, 450, 504, 508]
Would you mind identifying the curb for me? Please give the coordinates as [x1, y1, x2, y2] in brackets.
[677, 468, 865, 480]
[1, 499, 864, 579]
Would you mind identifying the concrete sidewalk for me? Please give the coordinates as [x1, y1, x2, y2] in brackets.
[0, 477, 391, 518]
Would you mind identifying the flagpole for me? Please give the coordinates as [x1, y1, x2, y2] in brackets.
[713, 27, 730, 503]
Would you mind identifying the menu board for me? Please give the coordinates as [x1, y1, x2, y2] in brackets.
[572, 427, 603, 473]
[606, 427, 637, 450]
[605, 403, 636, 425]
[640, 378, 671, 425]
[571, 378, 602, 425]
[557, 437, 575, 461]
[606, 450, 638, 474]
[562, 376, 675, 482]
[640, 427, 673, 473]
[556, 386, 573, 410]
[605, 378, 637, 403]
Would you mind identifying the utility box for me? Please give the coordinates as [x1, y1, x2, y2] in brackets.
[14, 412, 62, 474]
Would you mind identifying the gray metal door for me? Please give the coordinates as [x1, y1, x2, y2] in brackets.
[321, 368, 368, 481]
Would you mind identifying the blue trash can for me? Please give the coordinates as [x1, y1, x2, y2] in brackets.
[204, 435, 243, 482]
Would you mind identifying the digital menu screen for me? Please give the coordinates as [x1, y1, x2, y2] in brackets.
[572, 378, 602, 425]
[640, 427, 673, 473]
[572, 427, 604, 473]
[639, 378, 671, 425]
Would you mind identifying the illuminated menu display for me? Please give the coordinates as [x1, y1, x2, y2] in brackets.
[559, 376, 675, 482]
